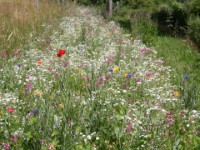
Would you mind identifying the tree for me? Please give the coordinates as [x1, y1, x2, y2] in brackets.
[107, 0, 113, 17]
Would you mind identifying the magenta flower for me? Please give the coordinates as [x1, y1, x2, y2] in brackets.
[136, 77, 141, 82]
[2, 143, 10, 150]
[7, 107, 14, 113]
[10, 135, 18, 142]
[13, 50, 20, 57]
[146, 72, 152, 78]
[1, 51, 7, 57]
[26, 82, 33, 90]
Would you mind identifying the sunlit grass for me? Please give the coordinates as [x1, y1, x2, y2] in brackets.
[0, 0, 74, 57]
[154, 36, 200, 109]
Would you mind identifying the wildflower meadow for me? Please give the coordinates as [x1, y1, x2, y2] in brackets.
[0, 6, 200, 150]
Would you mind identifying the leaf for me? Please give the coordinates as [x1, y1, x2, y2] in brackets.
[51, 130, 58, 137]
[173, 138, 181, 150]
[52, 139, 59, 146]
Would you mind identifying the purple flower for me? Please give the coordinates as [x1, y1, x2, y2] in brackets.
[17, 64, 22, 67]
[32, 109, 39, 115]
[136, 77, 142, 83]
[13, 50, 20, 57]
[184, 75, 189, 79]
[2, 143, 10, 150]
[127, 74, 133, 78]
[98, 76, 104, 82]
[1, 51, 7, 57]
[108, 68, 113, 72]
[26, 82, 32, 90]
[10, 135, 18, 142]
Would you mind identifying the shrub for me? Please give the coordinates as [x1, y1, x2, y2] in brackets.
[188, 0, 200, 16]
[152, 1, 188, 36]
[187, 16, 200, 48]
[171, 1, 188, 27]
[152, 3, 172, 24]
[130, 9, 158, 46]
[77, 0, 105, 5]
[121, 0, 153, 9]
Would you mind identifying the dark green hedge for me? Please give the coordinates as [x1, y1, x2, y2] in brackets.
[187, 16, 200, 48]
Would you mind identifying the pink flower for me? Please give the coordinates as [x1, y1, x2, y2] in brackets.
[7, 107, 14, 113]
[136, 77, 141, 82]
[1, 51, 7, 57]
[26, 82, 33, 90]
[146, 72, 152, 78]
[63, 60, 69, 67]
[10, 135, 18, 142]
[140, 47, 145, 53]
[13, 50, 20, 57]
[2, 143, 10, 150]
[125, 122, 133, 134]
[169, 131, 173, 136]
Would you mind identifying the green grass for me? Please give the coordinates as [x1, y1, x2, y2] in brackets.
[0, 0, 74, 59]
[154, 36, 200, 110]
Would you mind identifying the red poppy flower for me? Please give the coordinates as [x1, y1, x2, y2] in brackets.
[57, 53, 62, 57]
[37, 61, 43, 65]
[57, 49, 66, 57]
[7, 107, 14, 113]
[58, 49, 66, 55]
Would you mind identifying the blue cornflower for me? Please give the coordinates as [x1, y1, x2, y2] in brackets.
[184, 75, 189, 79]
[128, 74, 133, 78]
[17, 64, 22, 67]
[108, 68, 113, 72]
[32, 109, 39, 115]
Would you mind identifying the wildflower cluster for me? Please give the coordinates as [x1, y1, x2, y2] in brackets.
[0, 7, 199, 149]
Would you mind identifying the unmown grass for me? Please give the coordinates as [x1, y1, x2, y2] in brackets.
[0, 0, 73, 58]
[154, 36, 200, 110]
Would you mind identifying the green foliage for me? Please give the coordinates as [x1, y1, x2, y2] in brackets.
[171, 1, 188, 26]
[130, 9, 158, 46]
[152, 1, 188, 36]
[77, 0, 105, 5]
[187, 16, 200, 48]
[188, 0, 200, 16]
[121, 0, 154, 9]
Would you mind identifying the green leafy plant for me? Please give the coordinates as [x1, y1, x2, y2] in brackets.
[187, 16, 200, 48]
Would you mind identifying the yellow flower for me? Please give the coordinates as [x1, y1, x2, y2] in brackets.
[113, 67, 119, 72]
[33, 90, 43, 95]
[174, 91, 180, 97]
[59, 104, 64, 109]
[131, 37, 134, 40]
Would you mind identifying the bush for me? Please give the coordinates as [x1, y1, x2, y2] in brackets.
[187, 16, 200, 48]
[171, 1, 188, 27]
[188, 0, 200, 16]
[121, 0, 153, 9]
[130, 9, 158, 46]
[152, 1, 188, 36]
[152, 3, 172, 24]
[77, 0, 105, 5]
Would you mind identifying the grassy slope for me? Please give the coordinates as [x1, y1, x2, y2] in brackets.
[154, 36, 200, 109]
